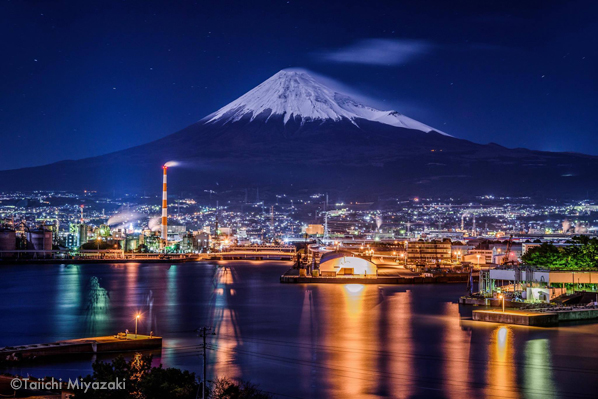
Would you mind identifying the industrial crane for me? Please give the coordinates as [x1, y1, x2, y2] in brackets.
[501, 234, 519, 266]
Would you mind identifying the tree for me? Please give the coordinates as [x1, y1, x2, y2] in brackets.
[522, 242, 565, 269]
[74, 354, 198, 399]
[210, 377, 272, 399]
[522, 236, 598, 270]
[137, 366, 198, 399]
[72, 355, 272, 399]
[563, 236, 598, 269]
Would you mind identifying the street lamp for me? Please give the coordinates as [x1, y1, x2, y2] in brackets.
[135, 314, 140, 338]
[476, 254, 481, 269]
[499, 294, 505, 313]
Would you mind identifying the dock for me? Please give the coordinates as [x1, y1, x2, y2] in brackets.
[0, 334, 162, 361]
[280, 274, 468, 284]
[473, 310, 559, 326]
[473, 308, 598, 327]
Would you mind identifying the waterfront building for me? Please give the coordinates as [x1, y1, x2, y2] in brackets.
[465, 249, 493, 265]
[318, 251, 377, 277]
[406, 239, 452, 266]
[479, 267, 598, 301]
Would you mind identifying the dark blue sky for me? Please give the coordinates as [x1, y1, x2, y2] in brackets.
[1, 0, 597, 170]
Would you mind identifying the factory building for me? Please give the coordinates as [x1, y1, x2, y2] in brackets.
[180, 231, 210, 252]
[77, 224, 88, 247]
[304, 224, 324, 236]
[0, 227, 16, 258]
[167, 221, 187, 241]
[407, 239, 452, 266]
[465, 249, 493, 265]
[26, 228, 52, 251]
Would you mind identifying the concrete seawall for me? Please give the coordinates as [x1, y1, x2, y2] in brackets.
[554, 308, 598, 322]
[281, 275, 468, 284]
[473, 308, 598, 327]
[0, 335, 162, 360]
[473, 310, 559, 326]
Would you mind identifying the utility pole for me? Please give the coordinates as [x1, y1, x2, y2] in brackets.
[323, 212, 329, 243]
[197, 326, 215, 399]
[270, 206, 275, 238]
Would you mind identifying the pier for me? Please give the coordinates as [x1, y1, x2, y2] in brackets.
[0, 335, 162, 361]
[281, 273, 468, 284]
[472, 308, 598, 327]
[209, 251, 295, 261]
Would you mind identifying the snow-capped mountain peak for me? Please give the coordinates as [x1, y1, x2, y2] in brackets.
[204, 69, 448, 136]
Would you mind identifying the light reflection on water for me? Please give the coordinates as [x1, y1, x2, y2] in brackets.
[55, 265, 81, 338]
[0, 262, 597, 398]
[524, 339, 556, 399]
[486, 326, 518, 398]
[442, 302, 471, 399]
[384, 289, 413, 399]
[209, 265, 242, 379]
[329, 283, 370, 396]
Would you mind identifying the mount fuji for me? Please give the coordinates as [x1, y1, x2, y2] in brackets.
[204, 70, 448, 135]
[1, 69, 598, 199]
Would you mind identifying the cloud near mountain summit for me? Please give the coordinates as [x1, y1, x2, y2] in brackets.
[317, 38, 433, 66]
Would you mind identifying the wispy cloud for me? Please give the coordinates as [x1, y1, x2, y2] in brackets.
[317, 39, 433, 66]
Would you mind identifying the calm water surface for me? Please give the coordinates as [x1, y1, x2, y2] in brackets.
[0, 261, 597, 398]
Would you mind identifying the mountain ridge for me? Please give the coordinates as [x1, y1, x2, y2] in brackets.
[0, 70, 597, 199]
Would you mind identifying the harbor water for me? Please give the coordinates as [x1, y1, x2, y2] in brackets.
[0, 261, 597, 398]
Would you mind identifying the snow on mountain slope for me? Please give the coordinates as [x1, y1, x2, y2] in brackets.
[204, 69, 450, 136]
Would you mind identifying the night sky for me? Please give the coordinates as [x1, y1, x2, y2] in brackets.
[1, 0, 597, 170]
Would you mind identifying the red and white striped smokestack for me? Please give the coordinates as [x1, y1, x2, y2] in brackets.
[161, 165, 168, 242]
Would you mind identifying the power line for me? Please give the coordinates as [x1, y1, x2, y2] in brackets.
[202, 343, 587, 399]
[196, 326, 215, 399]
[198, 332, 598, 377]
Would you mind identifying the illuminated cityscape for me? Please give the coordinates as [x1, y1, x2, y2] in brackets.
[1, 1, 598, 398]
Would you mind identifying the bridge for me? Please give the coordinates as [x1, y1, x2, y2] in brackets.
[209, 245, 297, 260]
[225, 245, 296, 253]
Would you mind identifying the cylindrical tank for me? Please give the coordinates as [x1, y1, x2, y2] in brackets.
[0, 228, 16, 257]
[27, 229, 52, 251]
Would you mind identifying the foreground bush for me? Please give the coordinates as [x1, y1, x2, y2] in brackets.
[73, 354, 271, 399]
